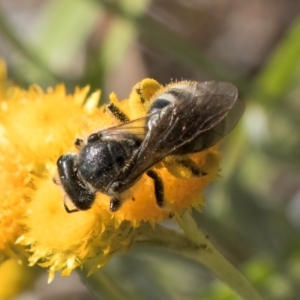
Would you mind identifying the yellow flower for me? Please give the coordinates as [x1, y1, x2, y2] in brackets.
[0, 62, 32, 263]
[0, 259, 38, 300]
[0, 64, 220, 281]
[19, 178, 136, 281]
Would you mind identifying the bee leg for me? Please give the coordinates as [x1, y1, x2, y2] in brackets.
[176, 158, 207, 177]
[64, 201, 79, 213]
[164, 156, 207, 179]
[146, 170, 164, 207]
[52, 176, 59, 185]
[109, 197, 121, 212]
[106, 102, 130, 124]
[74, 138, 85, 150]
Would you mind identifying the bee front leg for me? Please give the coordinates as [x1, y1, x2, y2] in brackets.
[109, 197, 121, 212]
[74, 138, 85, 150]
[64, 196, 79, 213]
[146, 170, 164, 207]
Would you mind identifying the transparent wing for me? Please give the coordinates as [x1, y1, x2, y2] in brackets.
[94, 112, 157, 141]
[118, 81, 244, 184]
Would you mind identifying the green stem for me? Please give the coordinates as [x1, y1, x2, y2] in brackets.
[136, 214, 264, 300]
[80, 269, 128, 300]
[176, 212, 264, 300]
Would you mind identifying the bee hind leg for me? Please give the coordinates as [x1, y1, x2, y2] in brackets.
[106, 102, 130, 124]
[177, 158, 207, 177]
[146, 170, 164, 207]
[164, 155, 207, 179]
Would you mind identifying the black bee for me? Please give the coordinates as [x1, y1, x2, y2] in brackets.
[56, 81, 244, 213]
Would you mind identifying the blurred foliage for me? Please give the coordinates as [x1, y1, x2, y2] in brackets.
[1, 0, 300, 299]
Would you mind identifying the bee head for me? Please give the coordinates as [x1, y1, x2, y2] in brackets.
[57, 154, 96, 212]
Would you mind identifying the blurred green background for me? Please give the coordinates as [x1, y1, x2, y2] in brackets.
[1, 0, 300, 299]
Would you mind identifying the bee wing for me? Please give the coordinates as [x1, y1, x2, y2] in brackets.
[119, 81, 244, 183]
[97, 113, 156, 141]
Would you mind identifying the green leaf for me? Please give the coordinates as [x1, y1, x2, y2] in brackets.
[33, 0, 100, 75]
[253, 17, 300, 105]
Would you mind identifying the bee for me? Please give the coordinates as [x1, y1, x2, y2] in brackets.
[56, 81, 244, 213]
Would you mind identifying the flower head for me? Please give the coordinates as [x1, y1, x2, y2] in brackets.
[0, 67, 221, 280]
[0, 259, 38, 299]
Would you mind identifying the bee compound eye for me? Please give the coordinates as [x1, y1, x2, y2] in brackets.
[57, 153, 96, 211]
